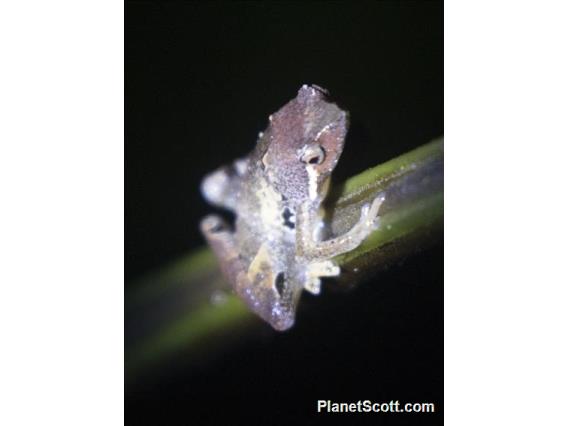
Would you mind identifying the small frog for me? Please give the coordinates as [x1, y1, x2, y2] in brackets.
[200, 85, 384, 330]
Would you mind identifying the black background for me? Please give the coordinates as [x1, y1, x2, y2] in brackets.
[126, 2, 443, 425]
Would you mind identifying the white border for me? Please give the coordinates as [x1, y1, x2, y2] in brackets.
[1, 1, 567, 424]
[446, 1, 568, 424]
[0, 2, 124, 425]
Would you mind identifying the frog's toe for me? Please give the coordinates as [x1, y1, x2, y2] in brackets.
[200, 214, 229, 235]
[304, 277, 322, 295]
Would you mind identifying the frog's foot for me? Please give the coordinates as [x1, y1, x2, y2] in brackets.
[200, 214, 243, 279]
[200, 214, 231, 235]
[304, 260, 340, 295]
[359, 193, 385, 232]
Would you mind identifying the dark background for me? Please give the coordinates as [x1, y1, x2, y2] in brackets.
[126, 2, 442, 425]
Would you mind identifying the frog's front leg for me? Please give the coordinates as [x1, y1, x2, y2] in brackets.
[200, 215, 297, 331]
[304, 260, 341, 295]
[296, 193, 386, 263]
[200, 158, 248, 210]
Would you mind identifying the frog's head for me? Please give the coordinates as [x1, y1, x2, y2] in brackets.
[258, 85, 349, 204]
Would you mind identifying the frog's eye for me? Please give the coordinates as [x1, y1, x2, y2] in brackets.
[300, 144, 326, 165]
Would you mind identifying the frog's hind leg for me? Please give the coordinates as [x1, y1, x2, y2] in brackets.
[200, 215, 297, 331]
[200, 214, 245, 280]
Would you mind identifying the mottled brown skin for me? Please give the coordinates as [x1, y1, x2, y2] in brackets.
[258, 86, 347, 203]
[200, 85, 384, 330]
